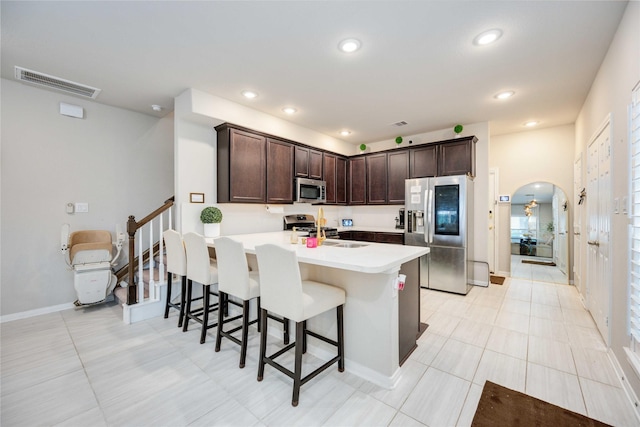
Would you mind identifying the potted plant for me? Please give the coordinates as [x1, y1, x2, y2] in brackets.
[200, 206, 223, 238]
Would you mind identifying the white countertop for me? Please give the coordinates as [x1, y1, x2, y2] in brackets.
[208, 231, 427, 274]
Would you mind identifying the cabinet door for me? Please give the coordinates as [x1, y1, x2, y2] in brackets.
[267, 138, 294, 203]
[295, 146, 309, 178]
[229, 129, 266, 203]
[387, 151, 409, 204]
[336, 156, 347, 204]
[349, 157, 366, 205]
[410, 145, 437, 178]
[375, 233, 404, 244]
[367, 153, 387, 204]
[309, 149, 323, 180]
[438, 139, 475, 176]
[323, 153, 337, 204]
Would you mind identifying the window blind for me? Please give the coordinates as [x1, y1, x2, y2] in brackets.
[629, 82, 640, 343]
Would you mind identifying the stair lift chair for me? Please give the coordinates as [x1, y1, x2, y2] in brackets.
[61, 225, 124, 306]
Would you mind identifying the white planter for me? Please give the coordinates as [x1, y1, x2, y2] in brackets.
[203, 223, 220, 238]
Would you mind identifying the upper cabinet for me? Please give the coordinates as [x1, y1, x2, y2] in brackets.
[295, 146, 323, 180]
[349, 157, 366, 205]
[323, 153, 348, 205]
[267, 138, 294, 204]
[216, 122, 476, 206]
[410, 136, 476, 178]
[438, 137, 476, 177]
[217, 125, 267, 203]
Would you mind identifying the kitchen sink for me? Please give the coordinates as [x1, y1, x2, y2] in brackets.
[322, 241, 368, 248]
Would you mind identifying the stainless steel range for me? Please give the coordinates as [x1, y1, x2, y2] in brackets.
[283, 214, 339, 238]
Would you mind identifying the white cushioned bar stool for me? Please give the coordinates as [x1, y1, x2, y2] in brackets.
[255, 243, 345, 407]
[214, 237, 290, 368]
[162, 229, 188, 327]
[182, 232, 222, 344]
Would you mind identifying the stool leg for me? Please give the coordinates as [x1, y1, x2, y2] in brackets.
[215, 291, 225, 353]
[177, 276, 187, 328]
[256, 297, 261, 333]
[337, 305, 345, 372]
[182, 279, 193, 332]
[257, 308, 268, 381]
[302, 320, 307, 354]
[200, 284, 210, 344]
[164, 271, 172, 319]
[284, 318, 290, 345]
[292, 321, 304, 407]
[239, 299, 250, 368]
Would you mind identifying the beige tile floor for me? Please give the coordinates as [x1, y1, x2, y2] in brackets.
[2, 274, 639, 426]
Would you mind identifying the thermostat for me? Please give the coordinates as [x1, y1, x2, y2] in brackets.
[498, 195, 511, 203]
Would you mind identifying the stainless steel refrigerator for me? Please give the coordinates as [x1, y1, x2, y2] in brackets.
[404, 175, 474, 294]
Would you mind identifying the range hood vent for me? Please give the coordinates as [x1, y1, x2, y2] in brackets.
[392, 121, 408, 127]
[14, 66, 101, 99]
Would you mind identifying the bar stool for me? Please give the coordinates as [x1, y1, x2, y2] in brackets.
[255, 243, 345, 407]
[162, 229, 188, 327]
[214, 237, 290, 368]
[182, 232, 221, 344]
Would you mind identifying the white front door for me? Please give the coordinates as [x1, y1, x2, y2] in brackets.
[586, 119, 612, 346]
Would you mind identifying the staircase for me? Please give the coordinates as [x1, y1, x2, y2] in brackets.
[113, 197, 175, 323]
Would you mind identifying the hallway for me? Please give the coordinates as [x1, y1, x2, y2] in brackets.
[510, 254, 568, 285]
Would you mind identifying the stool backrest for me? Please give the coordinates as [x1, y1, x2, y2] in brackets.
[163, 229, 186, 276]
[255, 244, 303, 320]
[214, 237, 251, 299]
[183, 232, 212, 285]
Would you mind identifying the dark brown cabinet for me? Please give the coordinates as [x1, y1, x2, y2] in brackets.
[323, 153, 347, 205]
[266, 138, 294, 204]
[339, 230, 404, 244]
[217, 125, 267, 203]
[349, 157, 366, 205]
[438, 137, 476, 177]
[295, 146, 323, 180]
[387, 151, 409, 204]
[410, 145, 437, 178]
[366, 153, 387, 204]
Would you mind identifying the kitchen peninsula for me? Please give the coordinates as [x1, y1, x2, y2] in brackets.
[208, 231, 428, 388]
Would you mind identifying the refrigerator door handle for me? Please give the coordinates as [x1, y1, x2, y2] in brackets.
[426, 188, 433, 244]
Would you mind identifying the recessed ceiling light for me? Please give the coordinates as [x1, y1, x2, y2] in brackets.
[151, 104, 162, 112]
[524, 121, 539, 127]
[494, 90, 515, 100]
[282, 107, 297, 114]
[340, 130, 351, 136]
[241, 90, 258, 99]
[473, 29, 503, 46]
[338, 38, 361, 53]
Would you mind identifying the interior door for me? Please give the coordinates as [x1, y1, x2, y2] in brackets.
[574, 154, 584, 297]
[586, 120, 611, 345]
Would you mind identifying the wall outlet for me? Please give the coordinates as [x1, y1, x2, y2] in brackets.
[75, 202, 89, 213]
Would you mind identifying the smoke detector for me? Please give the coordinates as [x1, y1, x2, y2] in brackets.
[15, 66, 101, 99]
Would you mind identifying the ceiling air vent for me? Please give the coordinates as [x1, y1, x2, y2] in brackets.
[14, 66, 101, 99]
[392, 121, 408, 127]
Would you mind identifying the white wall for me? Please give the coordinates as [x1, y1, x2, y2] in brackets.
[490, 124, 575, 276]
[0, 78, 174, 317]
[574, 1, 640, 397]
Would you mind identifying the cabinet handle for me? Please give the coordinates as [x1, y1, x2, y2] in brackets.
[587, 240, 600, 247]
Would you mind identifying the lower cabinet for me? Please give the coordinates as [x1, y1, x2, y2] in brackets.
[339, 231, 404, 245]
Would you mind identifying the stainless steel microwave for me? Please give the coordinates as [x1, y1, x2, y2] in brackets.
[295, 177, 326, 204]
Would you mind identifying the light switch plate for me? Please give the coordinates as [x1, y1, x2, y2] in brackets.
[75, 202, 89, 213]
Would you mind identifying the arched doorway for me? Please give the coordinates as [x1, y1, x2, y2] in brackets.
[510, 182, 569, 284]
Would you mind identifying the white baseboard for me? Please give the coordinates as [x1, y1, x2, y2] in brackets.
[496, 270, 510, 278]
[0, 302, 76, 323]
[609, 348, 640, 423]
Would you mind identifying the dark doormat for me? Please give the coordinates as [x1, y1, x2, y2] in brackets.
[490, 275, 505, 285]
[522, 259, 556, 266]
[471, 381, 612, 427]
